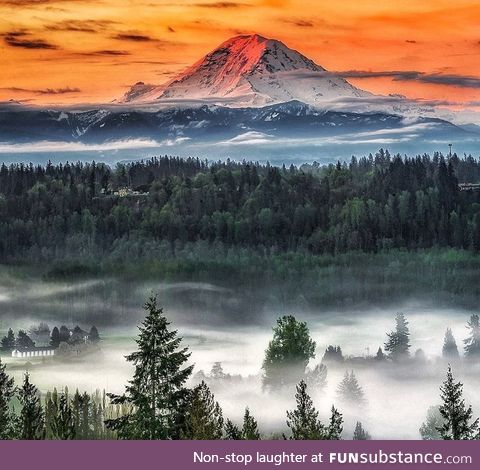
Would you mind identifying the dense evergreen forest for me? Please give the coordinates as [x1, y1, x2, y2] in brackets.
[1, 150, 480, 266]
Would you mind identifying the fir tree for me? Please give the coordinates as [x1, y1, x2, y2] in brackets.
[224, 419, 242, 440]
[326, 406, 343, 440]
[80, 392, 92, 439]
[88, 326, 100, 344]
[181, 381, 224, 439]
[384, 313, 410, 361]
[464, 314, 480, 358]
[375, 347, 386, 361]
[353, 421, 371, 440]
[210, 362, 227, 380]
[262, 315, 316, 389]
[50, 327, 60, 348]
[286, 380, 325, 440]
[0, 358, 16, 439]
[1, 329, 15, 351]
[106, 295, 193, 439]
[437, 365, 479, 440]
[241, 407, 260, 440]
[51, 394, 75, 440]
[442, 328, 459, 359]
[45, 388, 59, 439]
[420, 406, 443, 440]
[16, 330, 35, 349]
[322, 345, 344, 364]
[18, 373, 45, 440]
[337, 371, 366, 405]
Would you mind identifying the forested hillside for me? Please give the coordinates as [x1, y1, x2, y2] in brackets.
[1, 150, 479, 266]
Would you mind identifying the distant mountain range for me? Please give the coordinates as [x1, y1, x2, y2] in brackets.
[0, 34, 477, 161]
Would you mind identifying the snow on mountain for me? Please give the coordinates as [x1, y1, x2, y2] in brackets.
[121, 34, 371, 107]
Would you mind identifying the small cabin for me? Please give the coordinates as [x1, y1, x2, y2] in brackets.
[12, 347, 55, 358]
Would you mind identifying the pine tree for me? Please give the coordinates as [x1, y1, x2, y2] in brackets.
[262, 315, 316, 389]
[224, 419, 242, 440]
[51, 394, 75, 440]
[80, 392, 92, 439]
[384, 313, 410, 361]
[286, 380, 325, 440]
[181, 381, 224, 439]
[241, 407, 260, 440]
[353, 421, 371, 440]
[437, 365, 479, 440]
[375, 347, 386, 361]
[105, 295, 193, 439]
[88, 326, 100, 344]
[420, 406, 443, 440]
[337, 371, 366, 405]
[464, 314, 480, 358]
[210, 362, 226, 380]
[442, 328, 459, 359]
[322, 345, 344, 364]
[0, 358, 16, 439]
[18, 373, 45, 440]
[16, 330, 35, 349]
[1, 329, 16, 351]
[326, 406, 343, 440]
[45, 388, 59, 439]
[50, 327, 60, 348]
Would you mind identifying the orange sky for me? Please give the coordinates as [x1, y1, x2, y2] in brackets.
[1, 0, 480, 106]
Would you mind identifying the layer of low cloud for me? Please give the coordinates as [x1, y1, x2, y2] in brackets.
[282, 69, 480, 90]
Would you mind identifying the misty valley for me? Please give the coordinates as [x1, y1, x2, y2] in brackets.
[0, 151, 480, 440]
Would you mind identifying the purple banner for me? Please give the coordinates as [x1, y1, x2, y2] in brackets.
[0, 440, 477, 470]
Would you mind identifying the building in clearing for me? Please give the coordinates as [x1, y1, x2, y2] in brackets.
[12, 347, 55, 358]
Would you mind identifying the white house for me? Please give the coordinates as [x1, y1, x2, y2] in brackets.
[11, 347, 55, 358]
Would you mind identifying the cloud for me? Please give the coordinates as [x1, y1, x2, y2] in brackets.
[0, 139, 163, 154]
[79, 49, 131, 56]
[45, 20, 117, 33]
[279, 69, 480, 89]
[3, 31, 58, 49]
[405, 40, 417, 44]
[219, 131, 274, 145]
[112, 33, 154, 42]
[1, 86, 81, 95]
[290, 19, 314, 27]
[193, 1, 249, 7]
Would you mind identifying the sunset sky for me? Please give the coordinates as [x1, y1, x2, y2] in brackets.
[1, 0, 480, 107]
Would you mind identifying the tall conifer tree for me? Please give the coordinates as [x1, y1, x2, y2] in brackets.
[106, 295, 193, 439]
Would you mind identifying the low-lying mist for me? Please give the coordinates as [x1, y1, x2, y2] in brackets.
[1, 270, 479, 439]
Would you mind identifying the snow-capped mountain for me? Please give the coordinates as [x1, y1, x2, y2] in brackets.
[121, 34, 370, 107]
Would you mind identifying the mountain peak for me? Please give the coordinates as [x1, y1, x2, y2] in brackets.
[121, 34, 368, 106]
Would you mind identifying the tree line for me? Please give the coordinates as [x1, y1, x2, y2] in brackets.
[1, 324, 101, 351]
[1, 150, 480, 266]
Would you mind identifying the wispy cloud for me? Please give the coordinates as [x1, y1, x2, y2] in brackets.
[45, 19, 117, 33]
[3, 31, 58, 49]
[1, 86, 81, 95]
[79, 49, 131, 56]
[279, 69, 480, 89]
[193, 1, 250, 8]
[112, 33, 154, 42]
